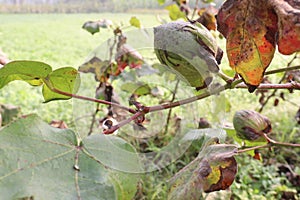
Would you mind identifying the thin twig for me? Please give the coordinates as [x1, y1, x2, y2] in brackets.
[238, 144, 270, 154]
[164, 80, 180, 135]
[258, 55, 299, 112]
[265, 65, 300, 75]
[238, 133, 300, 154]
[87, 104, 100, 136]
[235, 82, 300, 90]
[145, 83, 229, 113]
[74, 147, 81, 200]
[87, 33, 118, 135]
[50, 87, 136, 114]
[191, 0, 199, 20]
[49, 64, 300, 134]
[103, 111, 144, 134]
[263, 133, 300, 148]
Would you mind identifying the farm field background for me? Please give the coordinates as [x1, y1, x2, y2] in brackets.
[0, 13, 300, 199]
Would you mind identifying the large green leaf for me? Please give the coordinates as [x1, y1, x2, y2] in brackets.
[43, 67, 80, 102]
[0, 60, 52, 89]
[0, 61, 80, 103]
[0, 115, 138, 200]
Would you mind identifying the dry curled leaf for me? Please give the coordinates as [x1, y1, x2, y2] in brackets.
[168, 138, 237, 199]
[116, 35, 144, 71]
[78, 57, 119, 82]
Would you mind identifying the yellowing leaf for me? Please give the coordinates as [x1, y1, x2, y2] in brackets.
[43, 67, 80, 102]
[78, 57, 114, 82]
[129, 16, 141, 28]
[217, 0, 300, 92]
[165, 4, 187, 21]
[217, 0, 277, 92]
[0, 60, 52, 89]
[157, 0, 166, 5]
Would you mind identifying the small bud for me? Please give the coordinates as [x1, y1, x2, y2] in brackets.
[198, 117, 211, 129]
[233, 110, 272, 141]
[102, 117, 119, 135]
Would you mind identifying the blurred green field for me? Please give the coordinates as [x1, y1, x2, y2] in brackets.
[0, 13, 300, 199]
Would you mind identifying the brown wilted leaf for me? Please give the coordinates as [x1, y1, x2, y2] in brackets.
[116, 35, 144, 71]
[49, 120, 68, 129]
[78, 57, 117, 82]
[168, 138, 237, 199]
[197, 6, 218, 31]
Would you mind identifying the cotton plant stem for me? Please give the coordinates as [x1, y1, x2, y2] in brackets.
[237, 144, 270, 154]
[191, 0, 200, 20]
[258, 55, 299, 112]
[238, 134, 300, 154]
[235, 82, 300, 90]
[50, 87, 136, 114]
[87, 103, 100, 136]
[263, 133, 300, 148]
[265, 65, 300, 75]
[50, 63, 300, 135]
[164, 80, 180, 135]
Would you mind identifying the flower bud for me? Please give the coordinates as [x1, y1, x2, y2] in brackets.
[102, 117, 119, 135]
[233, 110, 272, 141]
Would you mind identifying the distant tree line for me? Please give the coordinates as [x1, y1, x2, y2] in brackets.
[0, 0, 164, 13]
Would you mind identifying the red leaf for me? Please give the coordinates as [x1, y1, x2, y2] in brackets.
[217, 0, 277, 90]
[217, 0, 300, 91]
[270, 0, 300, 55]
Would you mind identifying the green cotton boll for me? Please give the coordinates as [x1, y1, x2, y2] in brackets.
[154, 21, 221, 89]
[233, 110, 272, 141]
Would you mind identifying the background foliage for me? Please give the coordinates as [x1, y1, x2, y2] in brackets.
[0, 0, 300, 199]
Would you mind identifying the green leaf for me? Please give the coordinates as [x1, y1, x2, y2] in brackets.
[136, 64, 158, 77]
[121, 82, 151, 96]
[82, 21, 100, 35]
[168, 138, 238, 198]
[157, 0, 165, 5]
[0, 115, 138, 199]
[165, 4, 187, 21]
[129, 16, 141, 28]
[0, 61, 80, 103]
[0, 104, 21, 126]
[82, 134, 142, 173]
[181, 128, 227, 143]
[43, 67, 80, 103]
[224, 125, 267, 156]
[0, 60, 52, 89]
